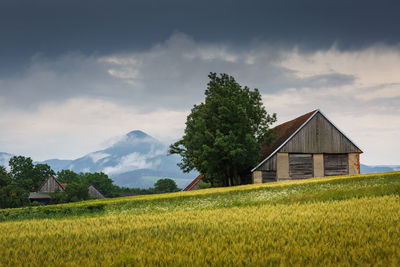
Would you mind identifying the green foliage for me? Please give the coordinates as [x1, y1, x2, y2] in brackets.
[8, 156, 54, 191]
[0, 184, 29, 209]
[197, 182, 211, 189]
[57, 169, 81, 184]
[49, 188, 67, 204]
[9, 156, 35, 190]
[32, 163, 55, 190]
[80, 172, 118, 197]
[0, 166, 11, 188]
[154, 178, 180, 193]
[1, 172, 399, 222]
[170, 73, 276, 186]
[64, 182, 89, 202]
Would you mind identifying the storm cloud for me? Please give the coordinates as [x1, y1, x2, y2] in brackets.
[1, 0, 400, 74]
[0, 1, 399, 165]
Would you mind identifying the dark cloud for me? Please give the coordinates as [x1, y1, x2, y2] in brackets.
[0, 33, 357, 111]
[1, 0, 400, 74]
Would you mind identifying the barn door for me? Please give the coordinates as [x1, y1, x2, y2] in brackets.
[324, 154, 348, 176]
[289, 154, 313, 178]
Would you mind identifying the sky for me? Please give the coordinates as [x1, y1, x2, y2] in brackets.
[0, 0, 399, 165]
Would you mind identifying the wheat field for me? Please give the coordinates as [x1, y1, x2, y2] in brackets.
[0, 172, 399, 266]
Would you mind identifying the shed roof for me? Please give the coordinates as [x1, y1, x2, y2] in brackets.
[29, 192, 51, 199]
[260, 110, 316, 160]
[183, 174, 204, 191]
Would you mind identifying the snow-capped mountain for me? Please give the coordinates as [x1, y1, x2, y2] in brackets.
[40, 130, 196, 188]
[2, 132, 399, 189]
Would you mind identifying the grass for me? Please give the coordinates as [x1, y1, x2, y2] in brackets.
[0, 172, 399, 266]
[1, 171, 399, 222]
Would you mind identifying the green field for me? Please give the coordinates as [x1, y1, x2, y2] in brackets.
[0, 172, 399, 266]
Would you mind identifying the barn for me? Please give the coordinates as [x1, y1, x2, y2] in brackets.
[252, 109, 363, 183]
[29, 175, 105, 204]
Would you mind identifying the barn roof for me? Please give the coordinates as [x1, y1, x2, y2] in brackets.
[183, 174, 204, 191]
[29, 192, 51, 199]
[252, 109, 363, 172]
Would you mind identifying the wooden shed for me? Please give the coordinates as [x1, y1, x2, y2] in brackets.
[183, 174, 204, 191]
[29, 176, 106, 203]
[252, 109, 363, 183]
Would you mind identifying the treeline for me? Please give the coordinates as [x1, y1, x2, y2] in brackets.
[0, 156, 180, 209]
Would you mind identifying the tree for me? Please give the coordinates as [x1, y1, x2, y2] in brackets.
[8, 156, 54, 191]
[32, 163, 55, 191]
[0, 166, 11, 188]
[9, 156, 35, 190]
[80, 172, 118, 197]
[64, 182, 89, 202]
[0, 184, 29, 209]
[57, 170, 81, 184]
[154, 178, 179, 193]
[169, 73, 276, 186]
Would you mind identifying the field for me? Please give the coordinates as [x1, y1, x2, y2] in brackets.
[0, 172, 399, 266]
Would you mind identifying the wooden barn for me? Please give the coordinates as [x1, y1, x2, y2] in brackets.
[29, 175, 105, 204]
[252, 109, 363, 183]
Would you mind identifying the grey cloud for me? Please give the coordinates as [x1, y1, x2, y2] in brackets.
[1, 0, 400, 75]
[0, 33, 357, 111]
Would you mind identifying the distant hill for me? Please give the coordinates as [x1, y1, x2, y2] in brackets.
[39, 130, 196, 189]
[360, 164, 400, 174]
[2, 138, 399, 189]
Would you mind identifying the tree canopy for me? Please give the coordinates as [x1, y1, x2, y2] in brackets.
[169, 73, 276, 186]
[154, 178, 179, 193]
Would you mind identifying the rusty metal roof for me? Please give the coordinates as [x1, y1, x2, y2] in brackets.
[183, 173, 204, 191]
[260, 110, 317, 160]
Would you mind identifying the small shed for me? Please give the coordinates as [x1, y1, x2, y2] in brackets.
[252, 109, 363, 183]
[29, 175, 106, 203]
[38, 175, 66, 192]
[88, 185, 105, 199]
[183, 174, 204, 191]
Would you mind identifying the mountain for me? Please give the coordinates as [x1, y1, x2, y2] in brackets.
[39, 130, 196, 188]
[3, 136, 399, 189]
[40, 159, 73, 172]
[360, 164, 400, 174]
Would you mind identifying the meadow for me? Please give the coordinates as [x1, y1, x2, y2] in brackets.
[0, 172, 399, 266]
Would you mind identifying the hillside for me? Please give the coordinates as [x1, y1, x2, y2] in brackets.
[0, 172, 399, 266]
[39, 130, 197, 188]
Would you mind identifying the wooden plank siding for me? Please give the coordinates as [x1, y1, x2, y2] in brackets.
[257, 154, 277, 181]
[262, 171, 277, 182]
[324, 154, 349, 176]
[38, 176, 64, 193]
[279, 113, 359, 154]
[258, 154, 277, 171]
[289, 154, 313, 178]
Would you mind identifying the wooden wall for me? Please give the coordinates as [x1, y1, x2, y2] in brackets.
[256, 154, 277, 181]
[289, 154, 313, 178]
[88, 185, 105, 199]
[253, 111, 361, 183]
[279, 113, 359, 154]
[324, 154, 349, 176]
[39, 177, 64, 193]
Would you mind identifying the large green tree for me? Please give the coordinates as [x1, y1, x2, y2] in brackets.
[0, 166, 11, 188]
[0, 184, 29, 209]
[170, 73, 276, 186]
[9, 156, 54, 191]
[57, 169, 81, 184]
[154, 178, 179, 193]
[80, 172, 118, 197]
